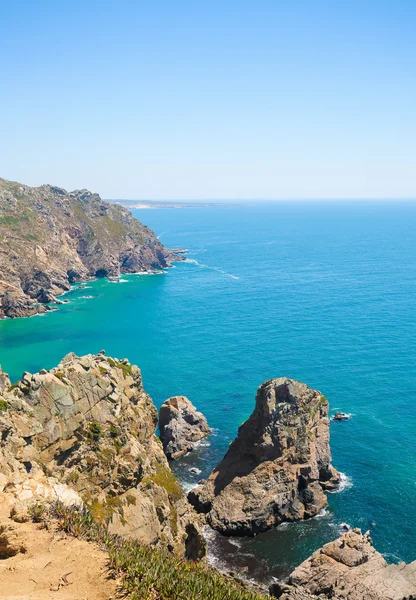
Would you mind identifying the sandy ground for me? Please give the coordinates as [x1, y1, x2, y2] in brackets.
[0, 499, 119, 600]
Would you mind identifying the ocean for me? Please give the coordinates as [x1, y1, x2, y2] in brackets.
[0, 201, 415, 582]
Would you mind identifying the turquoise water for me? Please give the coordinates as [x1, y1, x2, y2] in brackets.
[1, 202, 415, 581]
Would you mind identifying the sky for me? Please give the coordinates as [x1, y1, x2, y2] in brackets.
[0, 1, 415, 200]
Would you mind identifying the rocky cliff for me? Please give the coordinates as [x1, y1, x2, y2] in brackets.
[0, 352, 205, 559]
[189, 377, 340, 535]
[0, 177, 180, 318]
[273, 529, 416, 599]
[159, 395, 211, 459]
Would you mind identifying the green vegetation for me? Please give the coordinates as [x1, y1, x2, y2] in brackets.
[143, 464, 183, 503]
[87, 421, 103, 442]
[105, 357, 132, 377]
[29, 502, 46, 523]
[7, 381, 19, 392]
[116, 361, 133, 377]
[53, 503, 268, 600]
[0, 399, 9, 411]
[54, 371, 65, 380]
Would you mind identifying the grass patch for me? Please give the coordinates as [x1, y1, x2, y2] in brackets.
[143, 464, 183, 503]
[7, 381, 19, 392]
[53, 503, 268, 600]
[87, 421, 102, 442]
[116, 361, 133, 377]
[0, 399, 9, 411]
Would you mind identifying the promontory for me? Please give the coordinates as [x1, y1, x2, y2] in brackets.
[0, 176, 179, 318]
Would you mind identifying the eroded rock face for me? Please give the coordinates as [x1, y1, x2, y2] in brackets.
[189, 377, 339, 535]
[274, 529, 416, 600]
[0, 177, 182, 319]
[159, 396, 211, 459]
[0, 353, 205, 559]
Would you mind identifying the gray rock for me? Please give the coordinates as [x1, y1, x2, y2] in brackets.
[275, 529, 416, 599]
[159, 396, 211, 459]
[189, 377, 340, 535]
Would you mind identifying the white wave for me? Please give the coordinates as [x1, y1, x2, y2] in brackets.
[329, 472, 353, 494]
[80, 295, 94, 299]
[188, 467, 202, 475]
[108, 278, 129, 283]
[185, 258, 240, 280]
[193, 439, 211, 448]
[181, 481, 199, 493]
[313, 506, 330, 519]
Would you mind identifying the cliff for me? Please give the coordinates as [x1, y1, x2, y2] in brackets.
[0, 352, 205, 559]
[189, 377, 340, 535]
[0, 177, 180, 318]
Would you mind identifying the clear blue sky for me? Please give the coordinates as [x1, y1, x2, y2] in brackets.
[1, 1, 415, 200]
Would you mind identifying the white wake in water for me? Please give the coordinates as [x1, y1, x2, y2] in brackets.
[185, 258, 240, 280]
[329, 472, 353, 493]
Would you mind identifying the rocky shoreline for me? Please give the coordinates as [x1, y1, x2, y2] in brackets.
[0, 356, 415, 598]
[0, 176, 182, 319]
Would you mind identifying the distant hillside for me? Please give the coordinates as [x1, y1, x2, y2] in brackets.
[0, 177, 179, 318]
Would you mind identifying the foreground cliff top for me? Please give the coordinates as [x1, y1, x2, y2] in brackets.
[0, 177, 179, 318]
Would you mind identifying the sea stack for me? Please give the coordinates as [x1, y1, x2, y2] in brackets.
[159, 396, 211, 459]
[189, 377, 340, 535]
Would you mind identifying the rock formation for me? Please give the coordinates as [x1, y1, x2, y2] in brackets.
[272, 529, 416, 599]
[189, 377, 340, 535]
[0, 177, 182, 319]
[159, 395, 211, 459]
[0, 353, 205, 559]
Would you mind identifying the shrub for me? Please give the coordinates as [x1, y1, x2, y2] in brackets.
[52, 503, 268, 600]
[87, 421, 102, 442]
[0, 399, 8, 411]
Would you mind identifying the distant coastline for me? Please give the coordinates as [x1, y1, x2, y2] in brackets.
[106, 199, 247, 209]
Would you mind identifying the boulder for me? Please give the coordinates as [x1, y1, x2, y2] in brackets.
[274, 529, 416, 599]
[159, 396, 211, 459]
[189, 377, 339, 535]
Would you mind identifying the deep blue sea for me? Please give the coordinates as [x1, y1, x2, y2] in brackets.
[1, 202, 415, 582]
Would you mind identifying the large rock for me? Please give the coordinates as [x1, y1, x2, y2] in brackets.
[0, 177, 182, 319]
[159, 396, 211, 459]
[0, 353, 205, 559]
[273, 529, 416, 599]
[189, 377, 339, 535]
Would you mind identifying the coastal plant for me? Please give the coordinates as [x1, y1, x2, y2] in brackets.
[0, 398, 8, 411]
[52, 503, 269, 600]
[87, 421, 103, 442]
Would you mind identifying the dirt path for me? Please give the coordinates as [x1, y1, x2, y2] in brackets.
[0, 506, 119, 600]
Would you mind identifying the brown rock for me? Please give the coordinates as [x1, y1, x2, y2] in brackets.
[189, 377, 339, 535]
[0, 177, 181, 319]
[276, 529, 416, 600]
[0, 353, 205, 559]
[159, 395, 211, 459]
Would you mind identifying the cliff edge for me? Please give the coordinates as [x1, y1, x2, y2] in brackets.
[0, 177, 180, 318]
[0, 352, 205, 559]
